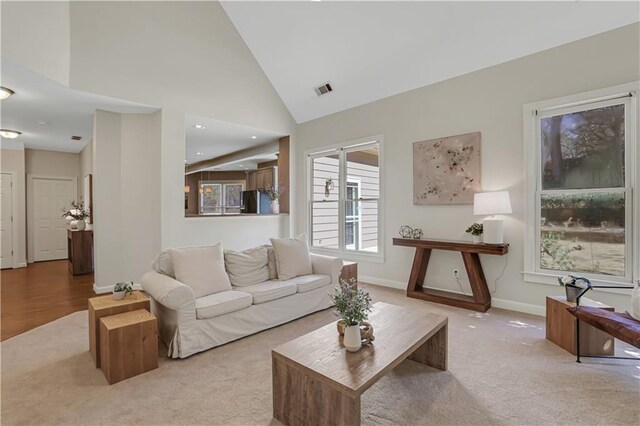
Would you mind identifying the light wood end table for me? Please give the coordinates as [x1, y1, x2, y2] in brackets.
[88, 291, 150, 367]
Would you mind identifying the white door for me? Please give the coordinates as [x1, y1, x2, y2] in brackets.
[33, 177, 75, 261]
[0, 173, 13, 269]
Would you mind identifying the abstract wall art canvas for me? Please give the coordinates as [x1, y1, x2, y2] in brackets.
[413, 132, 481, 205]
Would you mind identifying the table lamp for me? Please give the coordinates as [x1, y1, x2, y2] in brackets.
[473, 191, 512, 244]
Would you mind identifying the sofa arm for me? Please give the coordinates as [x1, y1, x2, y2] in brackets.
[141, 271, 195, 312]
[310, 253, 343, 285]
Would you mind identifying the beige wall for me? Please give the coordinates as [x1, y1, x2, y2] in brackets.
[0, 1, 70, 86]
[296, 23, 640, 313]
[0, 147, 27, 267]
[25, 149, 81, 198]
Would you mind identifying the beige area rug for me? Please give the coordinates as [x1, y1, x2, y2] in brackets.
[1, 285, 639, 425]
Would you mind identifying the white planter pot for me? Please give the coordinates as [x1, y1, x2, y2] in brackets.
[270, 200, 280, 214]
[631, 281, 640, 321]
[76, 219, 86, 231]
[343, 324, 362, 352]
[113, 290, 126, 300]
[472, 235, 482, 244]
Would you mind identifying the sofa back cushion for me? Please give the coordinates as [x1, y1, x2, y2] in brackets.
[224, 246, 270, 287]
[270, 234, 313, 281]
[168, 244, 232, 298]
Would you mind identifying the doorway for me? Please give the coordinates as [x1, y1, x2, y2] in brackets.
[0, 173, 14, 268]
[27, 175, 77, 262]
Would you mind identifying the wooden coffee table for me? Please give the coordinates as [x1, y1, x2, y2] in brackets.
[272, 302, 448, 426]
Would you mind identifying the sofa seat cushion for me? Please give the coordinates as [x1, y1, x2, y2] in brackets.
[239, 281, 297, 304]
[195, 290, 253, 320]
[287, 274, 331, 293]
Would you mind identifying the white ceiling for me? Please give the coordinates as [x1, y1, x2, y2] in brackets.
[0, 59, 157, 153]
[185, 113, 284, 164]
[222, 1, 640, 123]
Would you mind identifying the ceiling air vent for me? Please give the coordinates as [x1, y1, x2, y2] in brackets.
[71, 136, 82, 141]
[314, 82, 333, 96]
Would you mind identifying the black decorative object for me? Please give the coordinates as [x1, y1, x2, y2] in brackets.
[399, 225, 414, 238]
[412, 228, 423, 239]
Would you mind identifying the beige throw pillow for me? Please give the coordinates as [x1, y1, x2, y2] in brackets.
[224, 246, 269, 286]
[168, 244, 231, 298]
[270, 234, 313, 281]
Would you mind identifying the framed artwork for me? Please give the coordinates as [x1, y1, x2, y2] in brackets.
[413, 132, 481, 205]
[83, 174, 93, 223]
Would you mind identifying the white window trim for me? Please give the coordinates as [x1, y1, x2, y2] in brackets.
[523, 82, 639, 293]
[305, 135, 385, 263]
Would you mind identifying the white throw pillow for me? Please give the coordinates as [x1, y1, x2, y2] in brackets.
[151, 250, 175, 278]
[264, 245, 278, 280]
[168, 244, 231, 298]
[270, 234, 313, 281]
[224, 246, 269, 287]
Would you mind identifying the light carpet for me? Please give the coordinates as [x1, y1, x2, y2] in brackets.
[1, 285, 638, 425]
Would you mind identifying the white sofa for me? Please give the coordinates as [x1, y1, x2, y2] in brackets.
[141, 250, 341, 358]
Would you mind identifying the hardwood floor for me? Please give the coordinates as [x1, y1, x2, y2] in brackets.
[1, 260, 95, 341]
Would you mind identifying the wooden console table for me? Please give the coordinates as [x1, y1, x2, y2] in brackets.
[392, 238, 508, 312]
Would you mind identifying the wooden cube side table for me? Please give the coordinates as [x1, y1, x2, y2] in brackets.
[546, 296, 614, 356]
[88, 291, 150, 368]
[99, 309, 158, 385]
[340, 261, 358, 283]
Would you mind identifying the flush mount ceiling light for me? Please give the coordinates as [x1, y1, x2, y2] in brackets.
[195, 152, 204, 156]
[0, 87, 15, 100]
[251, 135, 257, 139]
[0, 129, 21, 139]
[37, 121, 49, 126]
[194, 124, 205, 129]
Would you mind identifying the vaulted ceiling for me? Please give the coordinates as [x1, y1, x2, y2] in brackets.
[222, 1, 639, 123]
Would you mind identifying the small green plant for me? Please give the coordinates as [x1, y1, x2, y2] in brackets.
[329, 277, 372, 326]
[465, 223, 483, 236]
[113, 281, 133, 295]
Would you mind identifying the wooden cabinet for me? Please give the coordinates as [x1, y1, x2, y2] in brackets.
[67, 229, 93, 275]
[246, 167, 276, 190]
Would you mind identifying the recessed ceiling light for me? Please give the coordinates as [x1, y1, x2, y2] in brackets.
[37, 121, 49, 126]
[196, 152, 204, 156]
[0, 129, 21, 139]
[0, 87, 15, 100]
[251, 136, 257, 139]
[184, 160, 188, 163]
[194, 124, 205, 129]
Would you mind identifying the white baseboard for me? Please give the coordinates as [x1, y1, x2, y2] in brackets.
[359, 275, 545, 317]
[491, 298, 545, 317]
[14, 263, 27, 268]
[93, 282, 143, 295]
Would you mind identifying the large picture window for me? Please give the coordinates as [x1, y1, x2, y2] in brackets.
[308, 139, 382, 258]
[524, 84, 638, 285]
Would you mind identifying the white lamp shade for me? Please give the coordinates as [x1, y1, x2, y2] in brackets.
[473, 191, 512, 216]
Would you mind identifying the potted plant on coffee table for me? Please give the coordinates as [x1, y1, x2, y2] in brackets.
[330, 277, 372, 352]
